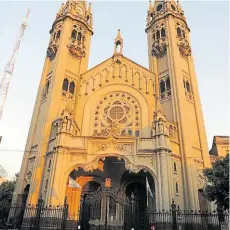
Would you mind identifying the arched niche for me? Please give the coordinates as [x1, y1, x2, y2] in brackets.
[81, 84, 151, 137]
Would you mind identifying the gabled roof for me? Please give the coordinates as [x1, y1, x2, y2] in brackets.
[81, 55, 154, 77]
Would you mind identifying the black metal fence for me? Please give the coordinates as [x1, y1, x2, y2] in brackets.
[147, 202, 229, 230]
[0, 198, 229, 230]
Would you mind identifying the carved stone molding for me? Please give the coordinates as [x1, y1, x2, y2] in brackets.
[67, 41, 85, 59]
[75, 155, 148, 174]
[152, 38, 168, 59]
[25, 171, 32, 184]
[47, 41, 58, 60]
[92, 142, 133, 155]
[178, 38, 191, 57]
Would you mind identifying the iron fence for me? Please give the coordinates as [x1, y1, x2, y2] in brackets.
[0, 198, 229, 230]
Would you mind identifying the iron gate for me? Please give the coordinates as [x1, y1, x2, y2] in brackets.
[79, 185, 132, 230]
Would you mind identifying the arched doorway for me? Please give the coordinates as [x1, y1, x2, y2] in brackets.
[121, 169, 155, 229]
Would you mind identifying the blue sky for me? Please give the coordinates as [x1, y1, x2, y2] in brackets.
[0, 1, 229, 179]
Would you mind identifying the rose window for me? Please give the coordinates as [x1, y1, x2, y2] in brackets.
[92, 92, 140, 137]
[109, 106, 125, 121]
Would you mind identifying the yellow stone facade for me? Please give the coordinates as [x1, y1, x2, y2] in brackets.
[13, 0, 211, 215]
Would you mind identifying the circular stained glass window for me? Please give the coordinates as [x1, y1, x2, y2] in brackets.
[109, 106, 125, 121]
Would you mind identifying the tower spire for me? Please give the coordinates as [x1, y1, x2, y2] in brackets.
[88, 2, 92, 14]
[148, 0, 153, 11]
[114, 29, 123, 55]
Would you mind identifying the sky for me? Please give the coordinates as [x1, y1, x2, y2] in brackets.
[0, 0, 229, 179]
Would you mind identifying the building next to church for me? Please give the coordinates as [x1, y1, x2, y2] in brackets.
[209, 136, 229, 164]
[13, 0, 212, 222]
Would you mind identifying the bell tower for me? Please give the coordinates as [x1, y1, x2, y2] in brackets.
[146, 0, 211, 209]
[13, 0, 93, 205]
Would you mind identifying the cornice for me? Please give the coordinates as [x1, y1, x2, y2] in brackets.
[50, 15, 93, 35]
[146, 13, 189, 33]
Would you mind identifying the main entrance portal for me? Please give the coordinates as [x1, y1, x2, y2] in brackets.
[80, 185, 132, 230]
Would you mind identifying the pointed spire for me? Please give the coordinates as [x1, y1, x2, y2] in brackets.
[114, 29, 123, 55]
[57, 3, 64, 17]
[148, 0, 153, 11]
[177, 0, 184, 14]
[88, 2, 92, 14]
[116, 29, 122, 41]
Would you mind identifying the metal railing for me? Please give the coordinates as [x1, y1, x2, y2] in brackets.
[0, 197, 229, 230]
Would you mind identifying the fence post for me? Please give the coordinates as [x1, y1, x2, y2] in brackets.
[61, 196, 69, 230]
[217, 205, 224, 230]
[35, 194, 44, 230]
[171, 199, 177, 230]
[131, 192, 135, 229]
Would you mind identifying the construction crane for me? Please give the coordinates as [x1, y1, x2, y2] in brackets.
[0, 9, 30, 119]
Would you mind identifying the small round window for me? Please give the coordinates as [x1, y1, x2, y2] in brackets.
[156, 4, 163, 12]
[109, 106, 125, 121]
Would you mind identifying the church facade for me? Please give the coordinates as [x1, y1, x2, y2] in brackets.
[13, 0, 211, 220]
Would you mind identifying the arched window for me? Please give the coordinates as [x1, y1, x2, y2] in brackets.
[53, 32, 56, 40]
[186, 81, 191, 92]
[176, 182, 179, 194]
[69, 81, 75, 94]
[48, 159, 52, 169]
[115, 41, 121, 52]
[87, 15, 90, 23]
[174, 162, 177, 173]
[71, 29, 77, 39]
[161, 28, 166, 38]
[128, 130, 133, 136]
[166, 77, 171, 90]
[182, 30, 185, 38]
[177, 27, 182, 37]
[160, 80, 165, 93]
[77, 32, 82, 41]
[135, 130, 139, 137]
[45, 179, 48, 189]
[156, 4, 163, 12]
[156, 30, 160, 40]
[62, 78, 69, 91]
[153, 33, 156, 41]
[56, 30, 61, 39]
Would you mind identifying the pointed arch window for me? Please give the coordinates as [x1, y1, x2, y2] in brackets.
[45, 179, 48, 190]
[56, 30, 61, 39]
[174, 162, 177, 173]
[160, 80, 165, 93]
[156, 30, 160, 40]
[161, 28, 166, 38]
[177, 27, 182, 37]
[71, 29, 77, 39]
[48, 159, 52, 170]
[186, 81, 191, 93]
[77, 32, 82, 41]
[135, 130, 140, 137]
[182, 30, 185, 38]
[53, 32, 56, 40]
[166, 77, 171, 90]
[62, 78, 69, 91]
[69, 81, 75, 94]
[176, 182, 179, 194]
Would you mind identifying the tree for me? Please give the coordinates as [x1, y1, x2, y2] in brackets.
[0, 165, 7, 179]
[203, 154, 229, 210]
[0, 180, 16, 206]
